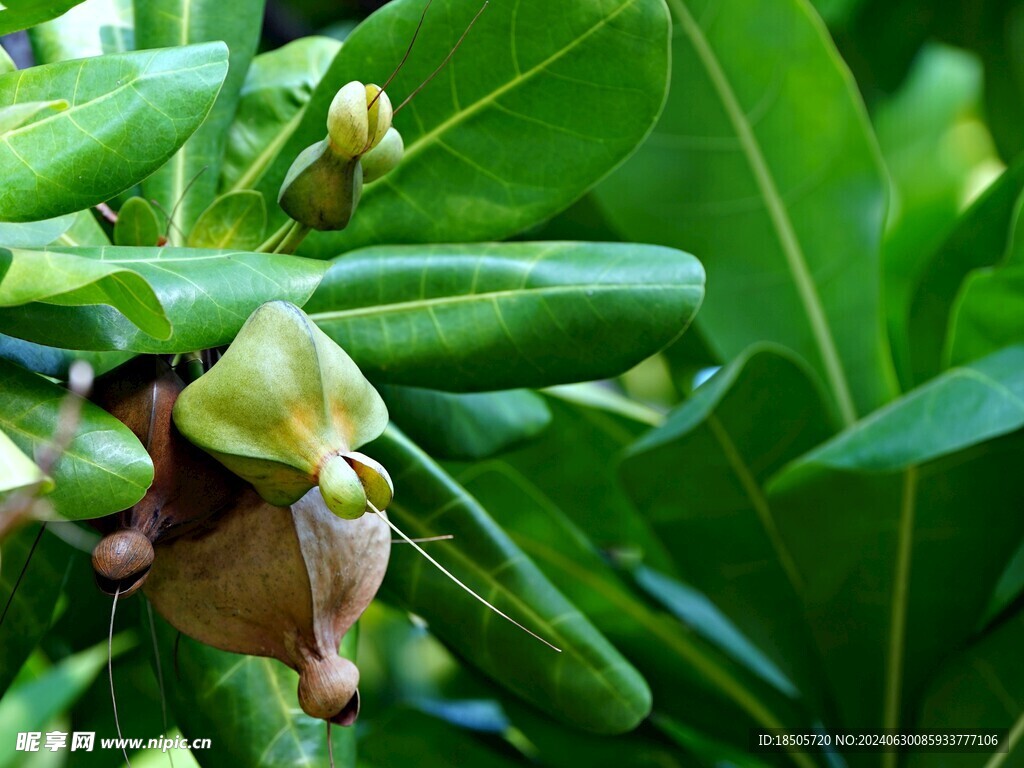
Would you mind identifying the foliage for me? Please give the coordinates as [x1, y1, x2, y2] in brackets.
[0, 0, 1022, 767]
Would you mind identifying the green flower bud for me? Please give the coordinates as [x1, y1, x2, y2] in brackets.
[360, 127, 404, 183]
[278, 139, 363, 231]
[319, 454, 368, 520]
[172, 301, 392, 519]
[327, 81, 393, 160]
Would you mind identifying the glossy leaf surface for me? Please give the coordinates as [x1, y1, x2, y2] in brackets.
[306, 242, 704, 391]
[594, 0, 895, 423]
[0, 358, 152, 520]
[0, 44, 229, 222]
[0, 247, 328, 352]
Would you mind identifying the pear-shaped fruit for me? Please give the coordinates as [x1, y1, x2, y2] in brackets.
[172, 301, 391, 518]
[144, 487, 390, 724]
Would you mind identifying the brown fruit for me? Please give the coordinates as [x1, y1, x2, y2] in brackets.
[143, 487, 390, 724]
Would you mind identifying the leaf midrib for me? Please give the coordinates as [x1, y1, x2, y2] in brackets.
[392, 0, 643, 169]
[310, 284, 700, 323]
[665, 0, 857, 425]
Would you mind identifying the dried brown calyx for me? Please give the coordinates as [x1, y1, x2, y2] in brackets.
[143, 486, 390, 724]
[89, 356, 242, 597]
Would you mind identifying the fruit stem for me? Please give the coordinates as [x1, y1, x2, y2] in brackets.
[256, 219, 295, 253]
[273, 220, 312, 255]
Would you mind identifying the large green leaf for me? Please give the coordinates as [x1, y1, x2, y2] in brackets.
[0, 0, 88, 36]
[0, 246, 328, 352]
[0, 246, 170, 340]
[219, 36, 340, 196]
[0, 525, 69, 696]
[593, 0, 896, 424]
[906, 159, 1024, 383]
[454, 461, 814, 758]
[306, 242, 704, 391]
[0, 44, 229, 222]
[158, 619, 356, 768]
[767, 345, 1024, 730]
[0, 358, 152, 520]
[619, 346, 835, 703]
[135, 0, 264, 240]
[361, 708, 521, 768]
[460, 387, 676, 574]
[0, 635, 134, 768]
[0, 333, 132, 379]
[255, 0, 671, 255]
[0, 215, 77, 248]
[380, 386, 551, 461]
[909, 607, 1024, 768]
[372, 426, 652, 735]
[946, 190, 1024, 366]
[28, 0, 133, 63]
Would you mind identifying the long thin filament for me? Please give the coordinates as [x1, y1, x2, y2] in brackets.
[0, 523, 46, 628]
[367, 0, 434, 113]
[368, 501, 560, 652]
[109, 587, 131, 768]
[394, 1, 489, 115]
[146, 600, 174, 768]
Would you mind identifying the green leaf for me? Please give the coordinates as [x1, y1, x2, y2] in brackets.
[28, 0, 133, 63]
[0, 44, 229, 222]
[910, 606, 1024, 767]
[0, 246, 328, 352]
[372, 426, 652, 735]
[0, 428, 50, 496]
[619, 346, 835, 702]
[113, 197, 161, 247]
[946, 190, 1024, 366]
[257, 0, 671, 254]
[0, 358, 153, 520]
[361, 708, 521, 768]
[0, 98, 68, 132]
[379, 385, 551, 461]
[0, 333, 132, 379]
[767, 345, 1024, 729]
[306, 242, 704, 391]
[0, 246, 171, 341]
[469, 387, 675, 574]
[0, 525, 68, 695]
[0, 214, 77, 248]
[0, 0, 88, 36]
[907, 158, 1024, 383]
[219, 36, 340, 196]
[135, 0, 264, 240]
[187, 191, 266, 250]
[593, 0, 896, 424]
[453, 461, 809, 753]
[876, 43, 994, 388]
[0, 635, 134, 768]
[156, 618, 356, 768]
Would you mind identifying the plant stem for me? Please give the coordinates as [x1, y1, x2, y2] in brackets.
[256, 219, 294, 253]
[273, 221, 312, 255]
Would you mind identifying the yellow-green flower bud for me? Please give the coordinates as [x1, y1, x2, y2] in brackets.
[360, 127, 404, 183]
[327, 81, 393, 160]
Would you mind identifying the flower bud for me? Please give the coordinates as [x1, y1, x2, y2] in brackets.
[278, 139, 362, 231]
[327, 81, 393, 160]
[360, 127, 404, 183]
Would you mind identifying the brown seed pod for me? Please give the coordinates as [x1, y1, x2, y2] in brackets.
[88, 356, 242, 597]
[143, 486, 390, 724]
